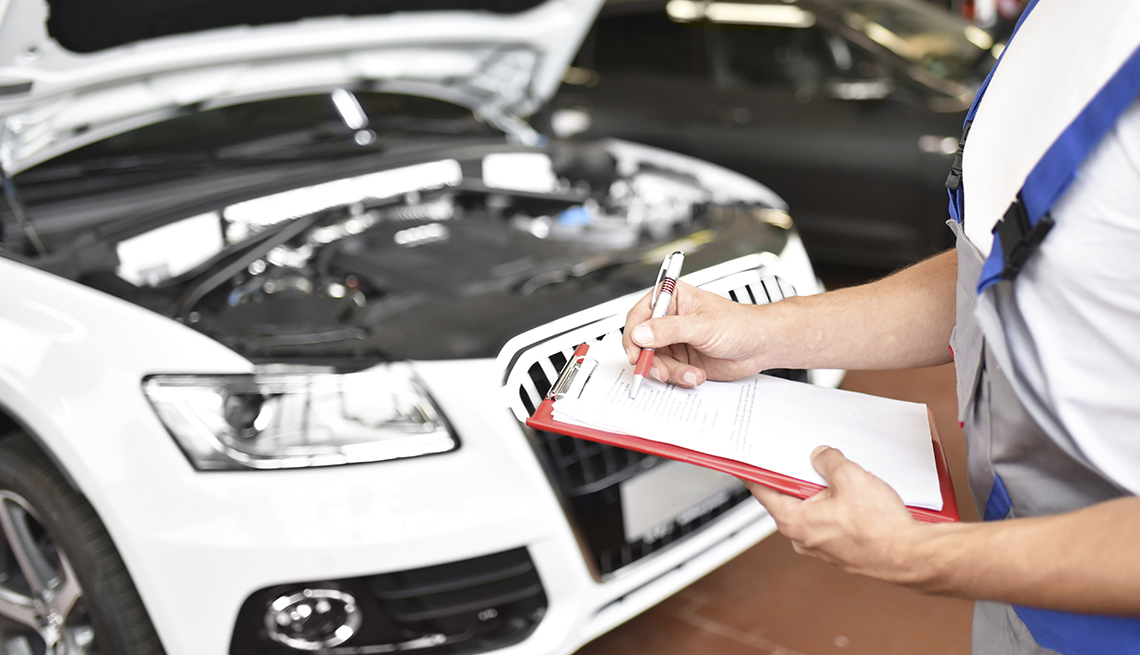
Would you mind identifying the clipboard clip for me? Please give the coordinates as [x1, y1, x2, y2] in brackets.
[546, 353, 598, 401]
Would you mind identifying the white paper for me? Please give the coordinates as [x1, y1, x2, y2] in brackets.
[553, 334, 943, 510]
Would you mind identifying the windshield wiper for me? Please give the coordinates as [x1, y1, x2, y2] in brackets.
[19, 152, 219, 184]
[216, 119, 496, 161]
[22, 134, 363, 182]
[212, 127, 362, 160]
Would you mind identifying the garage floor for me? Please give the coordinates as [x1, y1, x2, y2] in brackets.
[576, 266, 980, 655]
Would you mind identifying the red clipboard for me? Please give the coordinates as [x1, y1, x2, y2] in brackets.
[526, 344, 960, 524]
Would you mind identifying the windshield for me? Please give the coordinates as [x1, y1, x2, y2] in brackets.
[23, 91, 498, 181]
[827, 0, 992, 82]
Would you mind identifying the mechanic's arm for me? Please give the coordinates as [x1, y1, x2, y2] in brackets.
[622, 249, 957, 386]
[749, 447, 1140, 614]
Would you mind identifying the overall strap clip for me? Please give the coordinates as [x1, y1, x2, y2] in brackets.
[994, 193, 1054, 280]
[945, 120, 972, 192]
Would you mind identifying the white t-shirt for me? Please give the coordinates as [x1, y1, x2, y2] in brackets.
[962, 1, 1140, 494]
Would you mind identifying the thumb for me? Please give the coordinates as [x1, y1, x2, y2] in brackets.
[810, 446, 860, 490]
[631, 313, 709, 350]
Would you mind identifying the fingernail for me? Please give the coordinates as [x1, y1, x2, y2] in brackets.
[650, 365, 664, 381]
[811, 445, 829, 458]
[632, 324, 652, 345]
[683, 371, 697, 386]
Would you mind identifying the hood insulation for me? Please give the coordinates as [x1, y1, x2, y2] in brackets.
[47, 0, 548, 53]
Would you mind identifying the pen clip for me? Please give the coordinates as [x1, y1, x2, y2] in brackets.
[650, 252, 672, 307]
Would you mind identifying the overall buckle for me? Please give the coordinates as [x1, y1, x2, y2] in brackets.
[944, 121, 972, 191]
[994, 194, 1054, 280]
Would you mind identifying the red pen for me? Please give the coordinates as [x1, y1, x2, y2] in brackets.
[630, 251, 685, 399]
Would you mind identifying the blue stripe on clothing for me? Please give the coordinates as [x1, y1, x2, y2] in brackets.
[977, 40, 1140, 293]
[982, 473, 1012, 522]
[984, 475, 1140, 654]
[977, 230, 1007, 289]
[1013, 606, 1140, 655]
[947, 0, 1040, 226]
[965, 0, 1041, 122]
[1021, 47, 1140, 222]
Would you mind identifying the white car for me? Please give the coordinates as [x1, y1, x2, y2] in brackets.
[0, 1, 836, 654]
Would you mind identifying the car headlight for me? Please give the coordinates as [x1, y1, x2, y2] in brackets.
[143, 364, 456, 470]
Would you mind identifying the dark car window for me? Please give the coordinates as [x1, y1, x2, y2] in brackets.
[22, 92, 493, 177]
[582, 8, 707, 80]
[714, 25, 829, 92]
[712, 25, 886, 95]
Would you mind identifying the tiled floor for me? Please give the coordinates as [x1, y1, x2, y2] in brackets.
[576, 280, 982, 655]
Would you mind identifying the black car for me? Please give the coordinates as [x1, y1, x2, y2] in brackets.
[546, 0, 999, 267]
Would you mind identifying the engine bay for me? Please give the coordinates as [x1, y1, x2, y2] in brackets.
[21, 140, 793, 365]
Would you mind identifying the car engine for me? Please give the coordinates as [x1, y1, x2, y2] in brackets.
[18, 140, 792, 366]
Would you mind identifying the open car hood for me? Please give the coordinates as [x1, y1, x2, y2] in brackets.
[0, 0, 602, 173]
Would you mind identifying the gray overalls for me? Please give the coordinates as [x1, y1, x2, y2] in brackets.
[945, 2, 1140, 652]
[950, 222, 1137, 654]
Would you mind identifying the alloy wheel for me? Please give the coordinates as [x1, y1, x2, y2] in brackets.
[0, 490, 95, 655]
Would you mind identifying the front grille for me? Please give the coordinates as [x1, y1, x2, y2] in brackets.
[231, 548, 546, 655]
[528, 420, 752, 578]
[518, 332, 657, 498]
[518, 275, 801, 578]
[531, 418, 658, 496]
[594, 485, 754, 575]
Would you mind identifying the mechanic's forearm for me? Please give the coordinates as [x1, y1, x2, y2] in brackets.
[902, 497, 1140, 614]
[761, 249, 957, 370]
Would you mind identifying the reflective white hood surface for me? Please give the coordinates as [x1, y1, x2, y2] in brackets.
[0, 0, 603, 172]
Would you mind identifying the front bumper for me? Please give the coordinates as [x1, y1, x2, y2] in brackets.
[99, 357, 775, 655]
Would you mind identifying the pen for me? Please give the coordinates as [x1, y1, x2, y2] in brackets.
[630, 250, 684, 399]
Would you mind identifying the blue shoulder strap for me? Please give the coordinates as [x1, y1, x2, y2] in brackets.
[945, 0, 1040, 226]
[977, 42, 1140, 292]
[945, 1, 1140, 294]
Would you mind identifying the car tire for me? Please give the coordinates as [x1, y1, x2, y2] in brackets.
[0, 432, 166, 655]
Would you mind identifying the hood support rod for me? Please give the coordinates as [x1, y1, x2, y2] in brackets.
[1, 171, 46, 256]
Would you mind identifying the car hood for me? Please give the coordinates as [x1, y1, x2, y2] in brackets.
[0, 0, 602, 173]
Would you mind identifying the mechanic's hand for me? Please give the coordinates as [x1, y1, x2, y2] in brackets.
[745, 446, 926, 583]
[622, 281, 771, 387]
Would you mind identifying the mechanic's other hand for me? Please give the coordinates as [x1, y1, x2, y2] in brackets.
[622, 281, 771, 386]
[745, 446, 926, 583]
